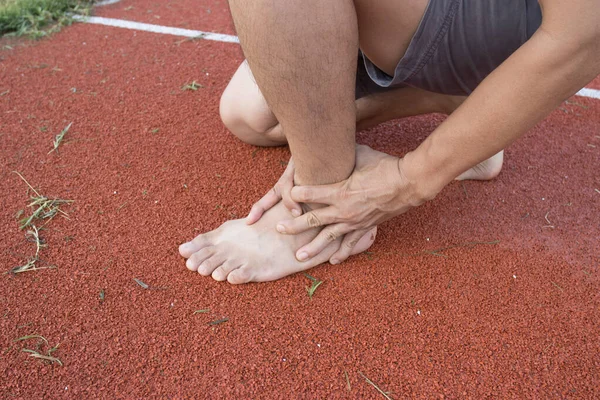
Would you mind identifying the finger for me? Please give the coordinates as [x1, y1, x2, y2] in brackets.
[290, 184, 339, 205]
[280, 160, 302, 217]
[246, 187, 281, 225]
[329, 229, 370, 265]
[295, 223, 350, 261]
[276, 206, 338, 235]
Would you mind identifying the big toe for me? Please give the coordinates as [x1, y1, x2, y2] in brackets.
[179, 234, 212, 258]
[352, 227, 378, 255]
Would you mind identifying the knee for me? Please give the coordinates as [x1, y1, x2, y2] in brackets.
[219, 89, 283, 146]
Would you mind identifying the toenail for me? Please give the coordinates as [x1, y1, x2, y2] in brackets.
[330, 258, 340, 265]
[276, 224, 286, 234]
[297, 251, 308, 261]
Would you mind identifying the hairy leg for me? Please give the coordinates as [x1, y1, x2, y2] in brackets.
[180, 0, 374, 284]
[220, 60, 504, 181]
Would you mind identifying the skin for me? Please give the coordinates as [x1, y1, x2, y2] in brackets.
[179, 0, 600, 283]
[274, 0, 600, 262]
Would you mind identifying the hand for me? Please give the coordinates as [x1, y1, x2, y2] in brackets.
[245, 157, 303, 224]
[276, 145, 434, 262]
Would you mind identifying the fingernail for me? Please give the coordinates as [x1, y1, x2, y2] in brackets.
[297, 251, 308, 261]
[276, 224, 286, 234]
[330, 259, 340, 265]
[291, 209, 301, 217]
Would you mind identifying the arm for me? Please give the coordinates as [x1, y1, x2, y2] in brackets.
[403, 0, 600, 199]
[279, 0, 600, 262]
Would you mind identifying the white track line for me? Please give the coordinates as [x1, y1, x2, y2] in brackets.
[72, 16, 239, 43]
[75, 16, 600, 100]
[576, 88, 600, 100]
[96, 0, 122, 6]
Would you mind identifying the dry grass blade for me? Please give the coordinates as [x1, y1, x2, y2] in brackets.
[344, 370, 351, 391]
[14, 334, 63, 366]
[208, 318, 229, 326]
[133, 278, 149, 289]
[14, 334, 49, 346]
[181, 80, 202, 91]
[359, 371, 393, 400]
[48, 122, 72, 154]
[22, 348, 63, 366]
[9, 226, 54, 274]
[13, 171, 73, 230]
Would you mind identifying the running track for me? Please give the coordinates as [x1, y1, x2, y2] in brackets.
[1, 1, 599, 398]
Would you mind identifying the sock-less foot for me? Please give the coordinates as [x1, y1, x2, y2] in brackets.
[179, 201, 377, 284]
[456, 150, 504, 181]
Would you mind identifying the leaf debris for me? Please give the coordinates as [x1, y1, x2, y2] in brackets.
[304, 273, 323, 299]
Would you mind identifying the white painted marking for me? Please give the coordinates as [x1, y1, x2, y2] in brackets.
[73, 16, 600, 100]
[96, 0, 122, 6]
[576, 87, 600, 100]
[72, 16, 239, 43]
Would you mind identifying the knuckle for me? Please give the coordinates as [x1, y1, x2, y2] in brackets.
[344, 238, 359, 249]
[306, 212, 322, 228]
[325, 229, 338, 242]
[272, 185, 281, 197]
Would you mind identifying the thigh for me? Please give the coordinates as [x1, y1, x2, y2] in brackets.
[353, 0, 429, 76]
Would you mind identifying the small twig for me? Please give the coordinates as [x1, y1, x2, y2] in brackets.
[551, 282, 564, 292]
[359, 371, 393, 400]
[208, 318, 229, 326]
[193, 309, 209, 315]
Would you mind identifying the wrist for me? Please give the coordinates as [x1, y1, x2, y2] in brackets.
[399, 146, 451, 204]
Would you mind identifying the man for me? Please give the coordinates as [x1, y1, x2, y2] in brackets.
[179, 0, 600, 284]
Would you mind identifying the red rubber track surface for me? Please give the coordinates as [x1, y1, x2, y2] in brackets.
[1, 2, 599, 398]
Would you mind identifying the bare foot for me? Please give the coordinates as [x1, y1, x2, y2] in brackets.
[179, 201, 377, 284]
[455, 151, 504, 181]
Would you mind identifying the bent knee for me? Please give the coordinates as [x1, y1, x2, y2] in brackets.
[219, 75, 284, 146]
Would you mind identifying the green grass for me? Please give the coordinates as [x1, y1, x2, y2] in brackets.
[0, 0, 94, 38]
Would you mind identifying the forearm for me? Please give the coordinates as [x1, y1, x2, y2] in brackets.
[403, 26, 600, 198]
[228, 0, 358, 186]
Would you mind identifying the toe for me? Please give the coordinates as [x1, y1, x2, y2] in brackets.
[212, 260, 243, 282]
[185, 246, 215, 271]
[198, 252, 227, 276]
[351, 227, 377, 255]
[227, 266, 253, 284]
[179, 233, 213, 258]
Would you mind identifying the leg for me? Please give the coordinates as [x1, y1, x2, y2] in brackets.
[180, 0, 376, 284]
[220, 60, 503, 180]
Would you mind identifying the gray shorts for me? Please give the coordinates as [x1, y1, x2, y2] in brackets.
[356, 0, 542, 97]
